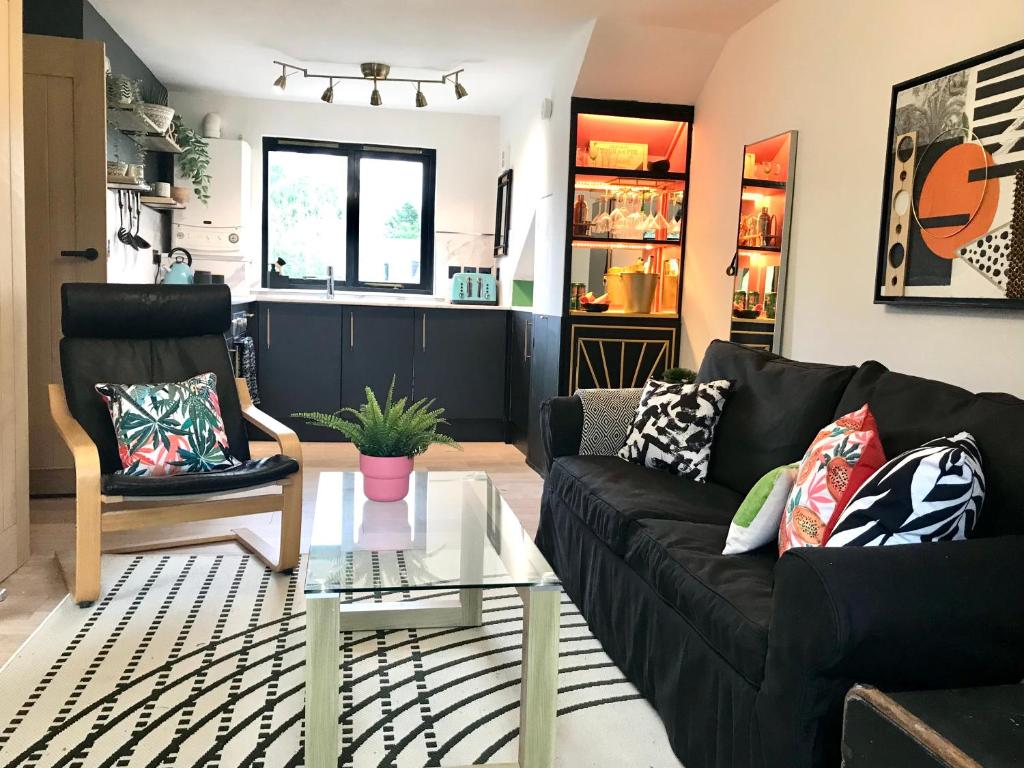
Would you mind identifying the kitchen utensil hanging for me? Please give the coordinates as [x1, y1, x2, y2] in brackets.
[131, 192, 150, 250]
[116, 191, 133, 246]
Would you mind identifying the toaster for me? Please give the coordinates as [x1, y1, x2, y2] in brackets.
[450, 271, 498, 305]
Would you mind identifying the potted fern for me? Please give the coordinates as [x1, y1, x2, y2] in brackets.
[292, 377, 459, 501]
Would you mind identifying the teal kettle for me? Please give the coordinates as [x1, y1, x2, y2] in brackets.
[162, 247, 194, 285]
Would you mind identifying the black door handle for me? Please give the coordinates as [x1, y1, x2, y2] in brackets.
[61, 247, 99, 261]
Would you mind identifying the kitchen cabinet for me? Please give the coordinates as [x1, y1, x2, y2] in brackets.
[342, 306, 415, 408]
[257, 303, 344, 442]
[413, 308, 507, 439]
[527, 314, 561, 472]
[507, 310, 532, 455]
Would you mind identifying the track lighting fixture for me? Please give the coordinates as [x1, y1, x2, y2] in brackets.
[453, 72, 468, 100]
[272, 63, 288, 92]
[320, 78, 334, 103]
[271, 60, 467, 108]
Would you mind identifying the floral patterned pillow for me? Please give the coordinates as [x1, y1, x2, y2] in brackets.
[96, 372, 240, 477]
[778, 404, 887, 555]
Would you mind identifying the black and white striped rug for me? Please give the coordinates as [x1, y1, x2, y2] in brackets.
[0, 555, 681, 767]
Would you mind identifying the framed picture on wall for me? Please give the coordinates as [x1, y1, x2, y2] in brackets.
[875, 37, 1024, 309]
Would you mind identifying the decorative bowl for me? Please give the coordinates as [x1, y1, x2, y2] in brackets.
[581, 303, 610, 313]
[732, 309, 760, 319]
[138, 103, 175, 134]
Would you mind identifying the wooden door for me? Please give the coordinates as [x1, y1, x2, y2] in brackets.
[341, 306, 414, 409]
[413, 309, 507, 421]
[257, 303, 343, 442]
[0, 0, 29, 581]
[23, 34, 107, 494]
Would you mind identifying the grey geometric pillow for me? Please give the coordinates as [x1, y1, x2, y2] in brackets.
[577, 387, 643, 456]
[618, 378, 731, 481]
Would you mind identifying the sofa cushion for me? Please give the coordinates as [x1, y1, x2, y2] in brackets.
[837, 363, 1024, 536]
[547, 455, 743, 553]
[696, 340, 857, 497]
[625, 518, 775, 684]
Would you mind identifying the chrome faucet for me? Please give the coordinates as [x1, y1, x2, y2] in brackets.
[326, 265, 335, 299]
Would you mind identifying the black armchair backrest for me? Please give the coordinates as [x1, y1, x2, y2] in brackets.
[59, 283, 250, 474]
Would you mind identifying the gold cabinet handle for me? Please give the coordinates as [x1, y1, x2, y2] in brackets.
[421, 314, 427, 351]
[525, 320, 532, 360]
[350, 313, 354, 349]
[266, 307, 271, 349]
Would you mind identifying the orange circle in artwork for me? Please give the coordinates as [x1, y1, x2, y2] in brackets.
[917, 142, 999, 260]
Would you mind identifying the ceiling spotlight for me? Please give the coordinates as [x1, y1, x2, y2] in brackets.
[321, 78, 334, 104]
[272, 63, 288, 92]
[415, 83, 427, 108]
[370, 80, 382, 106]
[453, 72, 468, 100]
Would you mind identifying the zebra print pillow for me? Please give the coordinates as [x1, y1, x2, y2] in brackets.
[825, 432, 985, 547]
[618, 378, 731, 481]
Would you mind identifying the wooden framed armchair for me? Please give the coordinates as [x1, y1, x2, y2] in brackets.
[49, 283, 302, 606]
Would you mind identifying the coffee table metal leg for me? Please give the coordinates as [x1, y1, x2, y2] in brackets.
[517, 585, 561, 768]
[305, 593, 340, 768]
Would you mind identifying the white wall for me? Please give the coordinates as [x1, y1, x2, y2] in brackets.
[498, 24, 593, 314]
[684, 0, 1024, 395]
[163, 91, 500, 296]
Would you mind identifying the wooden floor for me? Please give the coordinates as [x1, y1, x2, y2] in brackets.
[0, 442, 543, 666]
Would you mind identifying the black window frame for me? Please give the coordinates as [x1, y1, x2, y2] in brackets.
[261, 137, 436, 294]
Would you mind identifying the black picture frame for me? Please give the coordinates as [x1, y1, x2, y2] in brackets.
[493, 169, 513, 257]
[874, 37, 1024, 310]
[261, 137, 436, 294]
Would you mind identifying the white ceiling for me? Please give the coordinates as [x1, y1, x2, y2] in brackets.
[91, 0, 777, 115]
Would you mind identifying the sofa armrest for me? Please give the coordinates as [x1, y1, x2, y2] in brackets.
[757, 538, 1024, 768]
[540, 396, 583, 471]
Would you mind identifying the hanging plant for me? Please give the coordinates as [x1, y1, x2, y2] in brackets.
[172, 115, 211, 204]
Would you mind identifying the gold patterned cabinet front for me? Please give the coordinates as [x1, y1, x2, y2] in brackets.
[567, 323, 678, 393]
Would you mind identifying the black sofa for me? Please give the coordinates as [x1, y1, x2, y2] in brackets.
[536, 340, 1024, 768]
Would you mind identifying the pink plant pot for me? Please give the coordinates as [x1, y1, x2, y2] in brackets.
[359, 454, 414, 502]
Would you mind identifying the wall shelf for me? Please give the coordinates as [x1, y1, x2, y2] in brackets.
[737, 244, 782, 253]
[742, 178, 787, 189]
[572, 236, 681, 248]
[106, 180, 150, 192]
[107, 106, 182, 154]
[140, 195, 185, 212]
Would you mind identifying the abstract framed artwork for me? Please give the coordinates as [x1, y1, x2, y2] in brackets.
[876, 38, 1024, 308]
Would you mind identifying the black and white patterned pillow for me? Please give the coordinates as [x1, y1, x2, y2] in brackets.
[577, 388, 643, 456]
[618, 378, 731, 481]
[825, 432, 985, 547]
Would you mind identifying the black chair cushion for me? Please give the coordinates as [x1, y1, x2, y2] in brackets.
[61, 335, 250, 475]
[624, 518, 776, 685]
[696, 340, 858, 496]
[546, 455, 743, 553]
[62, 283, 231, 339]
[101, 454, 299, 496]
[837, 361, 1024, 537]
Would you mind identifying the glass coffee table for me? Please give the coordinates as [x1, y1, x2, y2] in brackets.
[304, 471, 561, 768]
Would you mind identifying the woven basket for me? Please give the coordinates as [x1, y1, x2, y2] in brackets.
[138, 103, 175, 134]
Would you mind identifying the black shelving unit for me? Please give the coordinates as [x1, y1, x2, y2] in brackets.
[574, 166, 687, 182]
[571, 236, 681, 248]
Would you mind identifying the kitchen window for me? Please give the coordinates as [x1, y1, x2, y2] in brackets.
[262, 138, 436, 293]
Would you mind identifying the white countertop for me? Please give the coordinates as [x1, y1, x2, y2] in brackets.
[233, 288, 509, 311]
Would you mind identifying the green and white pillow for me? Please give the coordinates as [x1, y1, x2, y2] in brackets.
[723, 464, 797, 555]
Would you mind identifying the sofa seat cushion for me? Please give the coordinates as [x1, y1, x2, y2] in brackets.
[625, 518, 776, 684]
[101, 454, 299, 497]
[547, 455, 743, 553]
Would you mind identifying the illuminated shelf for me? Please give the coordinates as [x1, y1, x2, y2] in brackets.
[737, 244, 781, 253]
[574, 166, 686, 182]
[572, 236, 680, 248]
[570, 309, 679, 319]
[742, 178, 786, 189]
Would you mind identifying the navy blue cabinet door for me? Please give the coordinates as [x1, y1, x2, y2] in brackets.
[508, 310, 532, 454]
[342, 307, 415, 409]
[257, 303, 343, 442]
[413, 309, 508, 426]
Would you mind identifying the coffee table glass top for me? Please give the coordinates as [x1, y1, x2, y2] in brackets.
[304, 471, 559, 595]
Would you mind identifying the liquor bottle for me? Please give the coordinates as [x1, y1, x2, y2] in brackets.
[573, 193, 590, 236]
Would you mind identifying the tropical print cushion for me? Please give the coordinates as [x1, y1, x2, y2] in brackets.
[825, 432, 985, 547]
[618, 378, 731, 481]
[778, 404, 886, 555]
[95, 372, 240, 477]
